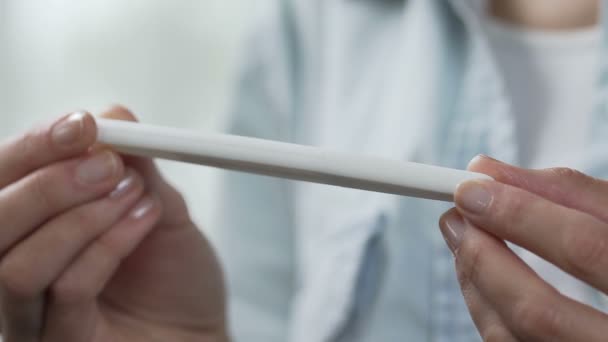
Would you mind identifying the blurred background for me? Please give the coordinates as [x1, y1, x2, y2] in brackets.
[0, 0, 268, 234]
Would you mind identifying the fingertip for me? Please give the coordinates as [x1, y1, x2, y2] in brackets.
[454, 179, 496, 216]
[49, 111, 97, 150]
[439, 207, 467, 254]
[99, 105, 139, 122]
[439, 207, 460, 227]
[467, 154, 486, 170]
[81, 111, 98, 145]
[466, 155, 526, 186]
[467, 154, 502, 172]
[74, 149, 127, 188]
[455, 179, 491, 195]
[129, 193, 162, 222]
[108, 167, 145, 200]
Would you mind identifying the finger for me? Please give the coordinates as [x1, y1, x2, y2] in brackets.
[460, 282, 521, 342]
[454, 179, 608, 293]
[42, 195, 162, 342]
[461, 285, 520, 341]
[0, 169, 144, 300]
[440, 209, 520, 342]
[99, 105, 191, 226]
[0, 150, 125, 253]
[468, 155, 608, 222]
[0, 111, 97, 188]
[0, 168, 140, 342]
[441, 209, 608, 341]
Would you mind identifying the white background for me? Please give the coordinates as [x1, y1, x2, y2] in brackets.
[0, 0, 268, 233]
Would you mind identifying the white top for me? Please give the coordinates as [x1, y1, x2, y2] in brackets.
[487, 19, 600, 169]
[487, 19, 602, 304]
[211, 2, 608, 341]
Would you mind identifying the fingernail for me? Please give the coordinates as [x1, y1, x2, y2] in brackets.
[440, 212, 467, 253]
[130, 196, 156, 220]
[76, 151, 120, 185]
[109, 169, 137, 199]
[51, 112, 86, 146]
[456, 181, 493, 214]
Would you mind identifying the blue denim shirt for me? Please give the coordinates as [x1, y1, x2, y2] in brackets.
[214, 1, 608, 341]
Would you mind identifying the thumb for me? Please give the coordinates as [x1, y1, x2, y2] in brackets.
[467, 155, 608, 222]
[98, 106, 192, 226]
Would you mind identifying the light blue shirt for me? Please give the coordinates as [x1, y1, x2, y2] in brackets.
[214, 0, 608, 341]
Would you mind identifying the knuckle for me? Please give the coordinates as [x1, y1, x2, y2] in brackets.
[548, 167, 589, 183]
[0, 258, 38, 299]
[106, 104, 135, 118]
[51, 276, 92, 305]
[512, 297, 562, 339]
[564, 225, 608, 277]
[494, 187, 526, 228]
[493, 186, 548, 240]
[12, 130, 41, 170]
[29, 171, 55, 212]
[18, 129, 40, 157]
[455, 236, 485, 290]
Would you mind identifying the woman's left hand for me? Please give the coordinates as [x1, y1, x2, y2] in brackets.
[439, 155, 608, 341]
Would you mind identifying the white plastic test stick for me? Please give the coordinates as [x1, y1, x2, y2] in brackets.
[96, 118, 491, 202]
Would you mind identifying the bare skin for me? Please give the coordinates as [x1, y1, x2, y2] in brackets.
[0, 107, 227, 341]
[440, 156, 608, 341]
[490, 0, 599, 30]
[441, 3, 607, 340]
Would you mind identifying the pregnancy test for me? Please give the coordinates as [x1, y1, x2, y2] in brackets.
[95, 118, 491, 202]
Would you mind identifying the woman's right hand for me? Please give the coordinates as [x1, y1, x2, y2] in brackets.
[0, 108, 227, 341]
